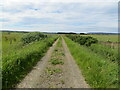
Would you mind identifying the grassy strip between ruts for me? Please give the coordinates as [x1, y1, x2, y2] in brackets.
[2, 37, 58, 88]
[49, 37, 64, 66]
[64, 37, 118, 88]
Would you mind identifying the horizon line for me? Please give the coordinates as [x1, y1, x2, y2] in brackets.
[0, 29, 119, 33]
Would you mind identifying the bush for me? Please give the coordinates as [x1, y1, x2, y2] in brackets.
[21, 32, 47, 44]
[66, 35, 98, 46]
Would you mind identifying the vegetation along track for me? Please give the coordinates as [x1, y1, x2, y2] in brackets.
[17, 37, 89, 88]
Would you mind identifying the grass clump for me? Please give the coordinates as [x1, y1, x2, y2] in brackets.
[50, 59, 64, 65]
[53, 68, 62, 73]
[46, 67, 62, 75]
[46, 68, 54, 75]
[61, 80, 65, 84]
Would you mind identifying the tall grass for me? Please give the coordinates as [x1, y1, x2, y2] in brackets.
[2, 37, 58, 88]
[88, 44, 118, 63]
[2, 32, 24, 55]
[64, 37, 118, 88]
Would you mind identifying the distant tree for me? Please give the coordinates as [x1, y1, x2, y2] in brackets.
[80, 33, 86, 35]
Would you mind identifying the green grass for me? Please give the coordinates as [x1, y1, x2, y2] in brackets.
[64, 37, 118, 88]
[57, 37, 62, 47]
[88, 44, 118, 62]
[2, 33, 58, 88]
[49, 37, 64, 65]
[82, 35, 119, 43]
[50, 58, 64, 65]
[46, 67, 62, 75]
[2, 32, 25, 56]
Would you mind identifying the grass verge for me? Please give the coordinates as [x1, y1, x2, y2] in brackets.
[64, 37, 118, 88]
[2, 37, 58, 88]
[88, 43, 118, 63]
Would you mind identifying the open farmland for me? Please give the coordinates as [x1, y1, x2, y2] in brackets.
[80, 34, 119, 49]
[1, 32, 119, 88]
[84, 34, 119, 43]
[2, 32, 25, 56]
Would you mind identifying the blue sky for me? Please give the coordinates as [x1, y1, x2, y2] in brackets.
[0, 0, 118, 33]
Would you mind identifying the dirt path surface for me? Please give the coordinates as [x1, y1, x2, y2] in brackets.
[16, 37, 89, 88]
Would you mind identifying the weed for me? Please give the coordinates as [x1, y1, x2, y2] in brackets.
[50, 59, 64, 65]
[46, 68, 54, 75]
[54, 49, 58, 52]
[46, 67, 62, 75]
[61, 53, 65, 56]
[53, 68, 62, 73]
[61, 80, 65, 84]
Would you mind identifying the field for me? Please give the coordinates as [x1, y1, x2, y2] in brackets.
[2, 32, 24, 56]
[82, 34, 119, 43]
[1, 32, 119, 88]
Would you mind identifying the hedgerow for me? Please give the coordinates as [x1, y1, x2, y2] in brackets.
[66, 35, 98, 46]
[21, 32, 47, 44]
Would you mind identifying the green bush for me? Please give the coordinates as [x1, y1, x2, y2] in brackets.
[66, 35, 98, 46]
[21, 32, 47, 44]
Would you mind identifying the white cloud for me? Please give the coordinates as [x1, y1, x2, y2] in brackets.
[0, 0, 118, 33]
[50, 0, 119, 3]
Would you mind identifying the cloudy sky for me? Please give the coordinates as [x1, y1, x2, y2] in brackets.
[0, 0, 119, 33]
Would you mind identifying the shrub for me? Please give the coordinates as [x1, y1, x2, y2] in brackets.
[21, 32, 47, 44]
[66, 35, 98, 46]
